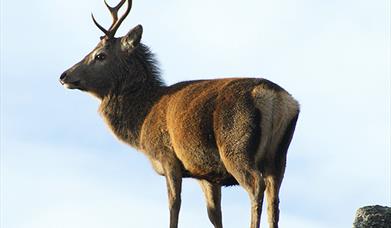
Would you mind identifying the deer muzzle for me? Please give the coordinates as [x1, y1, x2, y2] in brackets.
[59, 71, 81, 89]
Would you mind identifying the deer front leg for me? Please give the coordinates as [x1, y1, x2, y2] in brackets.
[198, 180, 223, 228]
[163, 163, 183, 228]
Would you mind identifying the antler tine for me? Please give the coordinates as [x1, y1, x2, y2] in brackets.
[108, 0, 132, 38]
[104, 0, 126, 30]
[91, 13, 109, 35]
[91, 0, 132, 39]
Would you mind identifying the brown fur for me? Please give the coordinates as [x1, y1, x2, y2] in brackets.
[81, 74, 298, 228]
[59, 2, 300, 227]
[138, 78, 299, 228]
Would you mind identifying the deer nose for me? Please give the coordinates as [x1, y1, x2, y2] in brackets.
[59, 71, 67, 84]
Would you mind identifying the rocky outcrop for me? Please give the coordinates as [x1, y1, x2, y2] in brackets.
[353, 205, 391, 228]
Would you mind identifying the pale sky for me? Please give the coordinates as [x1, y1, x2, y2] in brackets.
[1, 0, 390, 228]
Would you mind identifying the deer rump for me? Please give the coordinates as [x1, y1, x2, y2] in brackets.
[139, 77, 299, 186]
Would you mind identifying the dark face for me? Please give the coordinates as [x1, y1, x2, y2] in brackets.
[59, 25, 143, 99]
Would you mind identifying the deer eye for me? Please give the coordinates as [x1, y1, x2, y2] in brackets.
[95, 53, 106, 61]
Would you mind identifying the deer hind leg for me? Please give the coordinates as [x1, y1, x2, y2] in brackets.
[221, 154, 266, 228]
[264, 148, 286, 228]
[238, 169, 266, 228]
[198, 180, 223, 228]
[264, 148, 289, 228]
[265, 175, 283, 228]
[216, 126, 266, 227]
[247, 170, 266, 228]
[163, 161, 183, 228]
[265, 113, 299, 228]
[264, 154, 290, 228]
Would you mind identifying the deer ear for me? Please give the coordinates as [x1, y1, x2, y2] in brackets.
[121, 24, 143, 51]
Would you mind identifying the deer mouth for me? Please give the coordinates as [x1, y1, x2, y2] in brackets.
[60, 79, 82, 90]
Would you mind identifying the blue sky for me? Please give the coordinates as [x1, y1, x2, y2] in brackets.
[1, 0, 390, 227]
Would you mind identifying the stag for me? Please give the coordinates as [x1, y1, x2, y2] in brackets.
[59, 1, 299, 227]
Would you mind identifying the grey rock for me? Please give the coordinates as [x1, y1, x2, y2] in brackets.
[353, 205, 391, 228]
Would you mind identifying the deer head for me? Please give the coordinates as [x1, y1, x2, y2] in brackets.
[59, 0, 145, 99]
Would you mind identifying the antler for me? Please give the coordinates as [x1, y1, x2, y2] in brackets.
[91, 0, 133, 39]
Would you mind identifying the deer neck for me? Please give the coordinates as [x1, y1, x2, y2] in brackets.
[99, 83, 164, 149]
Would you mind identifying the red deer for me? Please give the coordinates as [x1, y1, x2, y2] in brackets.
[59, 1, 300, 227]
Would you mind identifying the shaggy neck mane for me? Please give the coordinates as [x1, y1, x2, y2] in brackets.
[125, 43, 165, 91]
[99, 43, 165, 148]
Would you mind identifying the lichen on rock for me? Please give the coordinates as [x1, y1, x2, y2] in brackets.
[353, 205, 391, 228]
